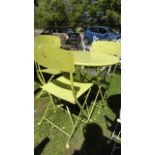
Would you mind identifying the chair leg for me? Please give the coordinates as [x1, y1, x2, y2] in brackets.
[66, 89, 100, 148]
[66, 89, 93, 148]
[65, 110, 87, 124]
[75, 100, 88, 119]
[98, 64, 118, 111]
[66, 106, 75, 127]
[48, 93, 56, 111]
[95, 67, 108, 109]
[38, 100, 51, 126]
[36, 89, 44, 98]
[110, 139, 121, 155]
[108, 64, 118, 87]
[38, 93, 55, 125]
[66, 109, 83, 148]
[44, 118, 70, 137]
[86, 90, 100, 123]
[66, 123, 78, 148]
[95, 88, 108, 114]
[110, 141, 117, 155]
[37, 88, 95, 148]
[70, 90, 91, 124]
[82, 88, 91, 117]
[41, 106, 79, 149]
[98, 84, 105, 102]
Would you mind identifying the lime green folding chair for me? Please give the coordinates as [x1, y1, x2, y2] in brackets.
[91, 40, 121, 81]
[90, 40, 121, 109]
[34, 36, 98, 148]
[34, 35, 62, 97]
[91, 40, 121, 75]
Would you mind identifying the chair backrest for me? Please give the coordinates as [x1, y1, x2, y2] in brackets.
[35, 35, 61, 48]
[34, 36, 75, 73]
[91, 40, 121, 57]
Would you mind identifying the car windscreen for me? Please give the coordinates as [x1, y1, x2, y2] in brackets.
[89, 27, 98, 33]
[99, 28, 107, 34]
[107, 28, 118, 35]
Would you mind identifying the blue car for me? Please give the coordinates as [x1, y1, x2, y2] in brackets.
[84, 26, 120, 42]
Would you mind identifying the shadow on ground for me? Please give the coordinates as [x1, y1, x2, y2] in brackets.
[107, 94, 121, 117]
[104, 94, 121, 135]
[34, 137, 50, 155]
[72, 123, 120, 155]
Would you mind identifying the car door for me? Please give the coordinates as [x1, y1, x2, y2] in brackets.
[98, 27, 109, 40]
[88, 27, 99, 41]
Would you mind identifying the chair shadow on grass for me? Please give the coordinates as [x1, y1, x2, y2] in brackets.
[72, 123, 120, 155]
[34, 137, 50, 155]
[104, 94, 121, 133]
[107, 94, 121, 117]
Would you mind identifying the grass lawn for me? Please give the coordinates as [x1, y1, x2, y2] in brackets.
[34, 72, 121, 155]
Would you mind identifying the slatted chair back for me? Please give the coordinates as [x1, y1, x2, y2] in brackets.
[91, 41, 121, 57]
[35, 35, 61, 48]
[34, 37, 75, 73]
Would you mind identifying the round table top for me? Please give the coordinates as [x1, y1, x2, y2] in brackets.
[72, 51, 119, 67]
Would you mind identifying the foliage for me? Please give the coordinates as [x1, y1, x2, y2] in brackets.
[34, 0, 121, 31]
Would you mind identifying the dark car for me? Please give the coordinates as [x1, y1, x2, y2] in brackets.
[41, 26, 82, 50]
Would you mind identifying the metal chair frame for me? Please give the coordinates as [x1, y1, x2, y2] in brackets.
[34, 35, 100, 147]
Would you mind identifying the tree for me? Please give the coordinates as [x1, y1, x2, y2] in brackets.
[34, 0, 121, 31]
[35, 0, 69, 28]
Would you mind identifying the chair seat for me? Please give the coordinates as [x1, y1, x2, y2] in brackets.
[41, 76, 93, 104]
[41, 68, 61, 75]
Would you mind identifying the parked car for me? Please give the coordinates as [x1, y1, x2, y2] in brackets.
[41, 26, 82, 50]
[84, 26, 120, 42]
[115, 35, 121, 42]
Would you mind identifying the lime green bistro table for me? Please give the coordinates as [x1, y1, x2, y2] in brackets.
[72, 51, 119, 67]
[72, 51, 119, 110]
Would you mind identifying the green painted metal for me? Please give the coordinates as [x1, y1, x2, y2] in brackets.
[34, 43, 75, 72]
[48, 93, 56, 111]
[66, 106, 75, 127]
[41, 76, 93, 104]
[34, 41, 75, 73]
[91, 40, 121, 57]
[35, 35, 61, 48]
[41, 68, 60, 75]
[34, 35, 97, 147]
[34, 35, 121, 148]
[37, 100, 51, 126]
[73, 51, 119, 67]
[91, 41, 121, 113]
[44, 118, 71, 137]
[34, 35, 62, 75]
[86, 90, 100, 123]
